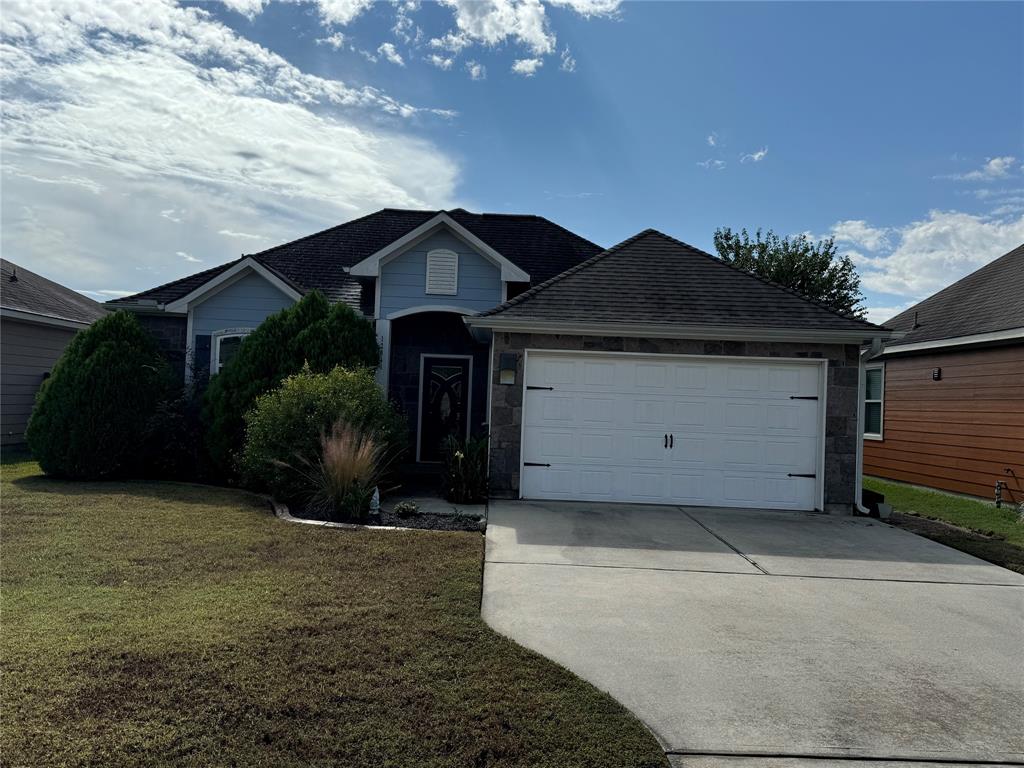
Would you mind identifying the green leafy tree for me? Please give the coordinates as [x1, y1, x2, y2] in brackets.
[713, 227, 866, 318]
[27, 311, 173, 479]
[202, 291, 380, 478]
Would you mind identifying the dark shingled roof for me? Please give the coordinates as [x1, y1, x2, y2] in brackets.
[475, 229, 885, 333]
[109, 208, 603, 308]
[1, 259, 107, 325]
[882, 243, 1024, 347]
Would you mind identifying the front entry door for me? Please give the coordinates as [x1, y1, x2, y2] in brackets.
[418, 356, 471, 462]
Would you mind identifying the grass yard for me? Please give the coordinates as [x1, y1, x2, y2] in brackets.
[1, 457, 667, 768]
[865, 476, 1024, 574]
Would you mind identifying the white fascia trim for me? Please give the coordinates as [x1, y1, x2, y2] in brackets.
[165, 257, 302, 313]
[348, 213, 530, 283]
[386, 304, 480, 321]
[878, 326, 1024, 355]
[465, 318, 893, 344]
[0, 306, 94, 329]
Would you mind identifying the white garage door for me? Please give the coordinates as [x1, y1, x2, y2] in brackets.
[520, 352, 824, 511]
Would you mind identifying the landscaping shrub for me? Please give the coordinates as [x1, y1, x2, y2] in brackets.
[239, 365, 406, 504]
[142, 389, 205, 480]
[202, 291, 380, 479]
[440, 434, 489, 504]
[26, 311, 173, 479]
[275, 419, 395, 522]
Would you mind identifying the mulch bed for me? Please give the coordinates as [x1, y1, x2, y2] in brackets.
[290, 504, 485, 532]
[888, 512, 1024, 575]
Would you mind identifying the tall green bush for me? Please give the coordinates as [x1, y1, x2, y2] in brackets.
[202, 291, 380, 478]
[239, 365, 407, 503]
[26, 311, 173, 479]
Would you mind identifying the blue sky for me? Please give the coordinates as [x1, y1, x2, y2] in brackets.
[2, 1, 1022, 322]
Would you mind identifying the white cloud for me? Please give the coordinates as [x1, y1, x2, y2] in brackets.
[221, 0, 268, 19]
[309, 0, 375, 26]
[465, 60, 486, 80]
[706, 132, 717, 147]
[218, 229, 267, 241]
[829, 220, 890, 251]
[428, 54, 454, 70]
[377, 42, 405, 66]
[740, 147, 768, 163]
[857, 210, 1024, 298]
[0, 0, 458, 295]
[697, 158, 726, 170]
[176, 251, 202, 263]
[547, 0, 621, 15]
[511, 57, 543, 76]
[559, 46, 576, 73]
[943, 155, 1018, 182]
[317, 31, 347, 50]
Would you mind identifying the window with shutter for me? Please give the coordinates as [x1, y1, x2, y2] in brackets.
[425, 249, 458, 295]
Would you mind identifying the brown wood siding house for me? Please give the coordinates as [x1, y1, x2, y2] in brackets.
[1, 260, 107, 447]
[863, 244, 1024, 504]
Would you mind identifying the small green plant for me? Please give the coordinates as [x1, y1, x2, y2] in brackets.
[392, 500, 420, 518]
[240, 365, 407, 503]
[276, 419, 394, 522]
[440, 434, 489, 504]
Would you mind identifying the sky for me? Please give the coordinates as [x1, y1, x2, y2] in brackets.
[2, 0, 1022, 324]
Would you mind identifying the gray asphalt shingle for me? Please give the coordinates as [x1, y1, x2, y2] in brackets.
[1, 259, 107, 325]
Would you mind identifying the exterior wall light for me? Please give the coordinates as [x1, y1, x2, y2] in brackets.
[498, 352, 518, 385]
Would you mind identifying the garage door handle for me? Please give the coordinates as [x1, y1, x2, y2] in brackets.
[669, 434, 673, 448]
[787, 473, 817, 478]
[664, 434, 668, 448]
[790, 395, 819, 400]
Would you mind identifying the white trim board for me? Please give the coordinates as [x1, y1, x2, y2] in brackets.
[348, 213, 530, 283]
[164, 258, 302, 313]
[465, 317, 892, 345]
[878, 327, 1024, 356]
[0, 306, 95, 329]
[415, 353, 474, 463]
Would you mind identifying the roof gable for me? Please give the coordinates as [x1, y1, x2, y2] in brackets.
[470, 229, 887, 338]
[1, 259, 107, 325]
[108, 208, 601, 311]
[883, 243, 1024, 348]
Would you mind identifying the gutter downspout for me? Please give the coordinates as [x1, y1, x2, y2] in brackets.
[855, 337, 884, 514]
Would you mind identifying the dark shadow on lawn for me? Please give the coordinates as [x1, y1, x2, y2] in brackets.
[9, 473, 261, 509]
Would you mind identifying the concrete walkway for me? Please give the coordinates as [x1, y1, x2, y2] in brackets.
[482, 501, 1024, 767]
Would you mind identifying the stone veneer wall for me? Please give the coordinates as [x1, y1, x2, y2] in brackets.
[487, 332, 861, 513]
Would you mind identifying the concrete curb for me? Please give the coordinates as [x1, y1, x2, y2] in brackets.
[268, 498, 477, 533]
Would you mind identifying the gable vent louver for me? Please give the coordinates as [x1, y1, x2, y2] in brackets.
[425, 249, 459, 295]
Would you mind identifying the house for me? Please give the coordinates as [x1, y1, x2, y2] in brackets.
[1, 260, 107, 446]
[112, 210, 893, 512]
[863, 243, 1023, 504]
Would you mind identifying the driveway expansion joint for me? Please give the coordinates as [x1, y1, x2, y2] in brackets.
[678, 506, 770, 575]
[666, 748, 1024, 765]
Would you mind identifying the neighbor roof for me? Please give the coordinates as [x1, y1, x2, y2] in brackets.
[882, 243, 1024, 348]
[472, 229, 886, 334]
[109, 208, 602, 309]
[1, 259, 107, 325]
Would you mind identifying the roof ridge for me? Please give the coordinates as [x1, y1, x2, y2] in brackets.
[246, 208, 421, 261]
[108, 259, 241, 304]
[477, 229, 658, 317]
[644, 229, 880, 329]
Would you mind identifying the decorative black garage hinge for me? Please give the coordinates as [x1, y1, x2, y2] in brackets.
[526, 385, 554, 391]
[789, 395, 819, 400]
[787, 473, 817, 478]
[524, 462, 551, 467]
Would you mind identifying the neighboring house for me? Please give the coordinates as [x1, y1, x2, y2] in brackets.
[113, 212, 892, 512]
[863, 243, 1024, 504]
[1, 260, 107, 447]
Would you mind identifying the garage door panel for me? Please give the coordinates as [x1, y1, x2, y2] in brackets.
[521, 353, 822, 510]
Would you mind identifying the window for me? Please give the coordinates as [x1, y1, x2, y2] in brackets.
[864, 363, 884, 440]
[425, 249, 458, 295]
[211, 329, 253, 374]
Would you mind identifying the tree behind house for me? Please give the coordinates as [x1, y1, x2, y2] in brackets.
[713, 227, 866, 318]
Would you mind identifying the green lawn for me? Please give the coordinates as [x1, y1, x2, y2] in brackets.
[865, 476, 1024, 573]
[1, 457, 666, 768]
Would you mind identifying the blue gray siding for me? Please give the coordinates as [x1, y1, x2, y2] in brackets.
[191, 270, 295, 338]
[378, 231, 501, 318]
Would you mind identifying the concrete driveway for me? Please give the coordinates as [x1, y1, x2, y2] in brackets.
[482, 501, 1024, 766]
